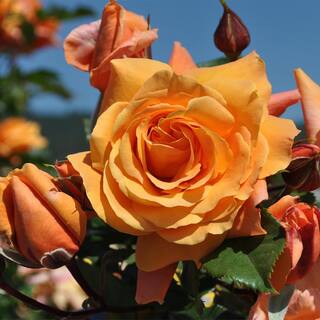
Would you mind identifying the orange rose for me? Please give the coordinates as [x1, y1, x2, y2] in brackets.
[0, 117, 47, 158]
[64, 0, 158, 91]
[68, 52, 298, 276]
[269, 196, 320, 283]
[0, 0, 58, 52]
[0, 164, 87, 268]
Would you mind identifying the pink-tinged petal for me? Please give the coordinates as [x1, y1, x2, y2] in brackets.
[248, 294, 269, 320]
[91, 29, 158, 90]
[295, 68, 320, 143]
[228, 180, 267, 238]
[64, 20, 101, 71]
[286, 289, 320, 320]
[169, 42, 197, 75]
[268, 89, 300, 116]
[268, 196, 298, 221]
[135, 263, 177, 304]
[286, 226, 303, 276]
[296, 259, 320, 290]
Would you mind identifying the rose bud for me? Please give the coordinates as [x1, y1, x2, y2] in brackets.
[283, 143, 320, 192]
[0, 163, 87, 269]
[214, 0, 250, 60]
[269, 196, 320, 283]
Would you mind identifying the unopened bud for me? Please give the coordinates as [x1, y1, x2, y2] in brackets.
[214, 0, 250, 60]
[283, 143, 320, 192]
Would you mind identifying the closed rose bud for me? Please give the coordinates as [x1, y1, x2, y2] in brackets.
[0, 163, 87, 269]
[214, 0, 250, 60]
[283, 143, 320, 192]
[269, 196, 320, 283]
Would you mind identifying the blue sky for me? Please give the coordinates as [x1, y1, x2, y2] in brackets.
[20, 0, 320, 123]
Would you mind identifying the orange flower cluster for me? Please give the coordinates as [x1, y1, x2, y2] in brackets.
[0, 0, 58, 53]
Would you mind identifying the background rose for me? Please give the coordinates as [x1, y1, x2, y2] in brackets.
[0, 163, 87, 268]
[0, 117, 47, 158]
[0, 0, 59, 52]
[68, 52, 298, 279]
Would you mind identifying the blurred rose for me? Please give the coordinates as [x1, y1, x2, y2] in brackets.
[0, 163, 87, 268]
[269, 196, 320, 283]
[64, 0, 158, 91]
[0, 0, 58, 53]
[18, 266, 86, 310]
[0, 117, 47, 158]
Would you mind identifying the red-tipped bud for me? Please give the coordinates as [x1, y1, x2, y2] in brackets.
[283, 143, 320, 192]
[214, 0, 250, 59]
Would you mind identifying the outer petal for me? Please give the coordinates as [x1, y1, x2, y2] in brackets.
[259, 116, 299, 178]
[136, 233, 225, 272]
[186, 51, 272, 102]
[100, 58, 172, 113]
[19, 164, 87, 243]
[295, 68, 320, 144]
[268, 195, 298, 220]
[268, 89, 300, 116]
[135, 263, 177, 304]
[0, 178, 13, 247]
[228, 180, 267, 238]
[91, 29, 158, 91]
[169, 41, 197, 75]
[11, 176, 79, 266]
[68, 152, 147, 236]
[64, 20, 100, 71]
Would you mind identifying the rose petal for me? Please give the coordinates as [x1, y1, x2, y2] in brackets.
[135, 263, 177, 304]
[268, 89, 300, 116]
[169, 41, 197, 75]
[295, 68, 320, 144]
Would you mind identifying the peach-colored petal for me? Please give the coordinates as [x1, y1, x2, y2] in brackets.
[136, 233, 226, 272]
[169, 41, 197, 75]
[11, 176, 79, 265]
[64, 20, 100, 71]
[248, 293, 269, 320]
[295, 68, 320, 144]
[91, 29, 159, 91]
[268, 195, 298, 220]
[135, 263, 177, 304]
[186, 52, 272, 103]
[259, 116, 300, 178]
[100, 58, 171, 113]
[268, 89, 300, 116]
[228, 180, 267, 238]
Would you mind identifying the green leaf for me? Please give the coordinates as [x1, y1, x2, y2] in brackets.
[23, 69, 71, 99]
[197, 57, 232, 67]
[268, 285, 295, 320]
[202, 210, 286, 293]
[20, 21, 36, 44]
[37, 6, 95, 21]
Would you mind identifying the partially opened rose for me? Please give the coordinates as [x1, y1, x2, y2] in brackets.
[69, 51, 298, 285]
[64, 0, 158, 91]
[0, 163, 87, 268]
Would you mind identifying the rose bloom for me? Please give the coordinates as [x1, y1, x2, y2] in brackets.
[0, 164, 87, 268]
[18, 266, 86, 310]
[64, 0, 158, 91]
[68, 52, 298, 303]
[0, 117, 47, 158]
[0, 0, 58, 53]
